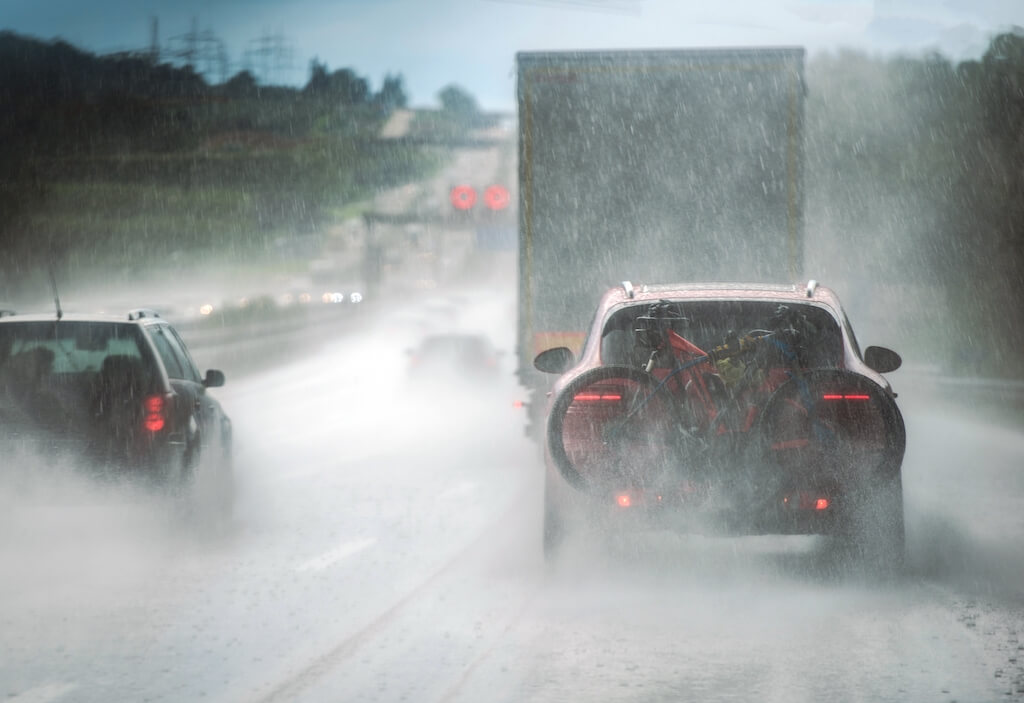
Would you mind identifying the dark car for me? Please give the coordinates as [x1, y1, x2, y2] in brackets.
[407, 333, 502, 383]
[0, 309, 232, 492]
[535, 281, 905, 566]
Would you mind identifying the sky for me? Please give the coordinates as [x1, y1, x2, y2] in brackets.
[3, 0, 1022, 111]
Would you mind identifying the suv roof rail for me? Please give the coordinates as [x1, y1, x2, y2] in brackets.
[805, 279, 819, 298]
[128, 308, 160, 321]
[621, 281, 635, 299]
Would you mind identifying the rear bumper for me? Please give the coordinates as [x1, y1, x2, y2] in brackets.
[1, 431, 186, 480]
[544, 459, 871, 538]
[564, 489, 843, 537]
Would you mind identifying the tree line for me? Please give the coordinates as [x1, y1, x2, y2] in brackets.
[0, 31, 482, 290]
[804, 30, 1024, 375]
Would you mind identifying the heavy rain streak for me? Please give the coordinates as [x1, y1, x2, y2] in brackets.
[1, 6, 1023, 703]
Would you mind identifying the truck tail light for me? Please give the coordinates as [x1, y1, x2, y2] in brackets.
[783, 492, 831, 511]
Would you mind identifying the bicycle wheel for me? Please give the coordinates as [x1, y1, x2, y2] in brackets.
[755, 369, 906, 563]
[546, 364, 685, 493]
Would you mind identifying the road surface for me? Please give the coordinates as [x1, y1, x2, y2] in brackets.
[2, 275, 1024, 703]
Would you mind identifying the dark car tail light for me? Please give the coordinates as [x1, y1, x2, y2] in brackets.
[143, 394, 167, 432]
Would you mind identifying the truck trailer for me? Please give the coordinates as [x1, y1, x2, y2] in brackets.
[516, 47, 806, 436]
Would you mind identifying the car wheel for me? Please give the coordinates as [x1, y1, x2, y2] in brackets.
[183, 433, 201, 478]
[831, 474, 906, 575]
[213, 428, 235, 516]
[543, 486, 566, 561]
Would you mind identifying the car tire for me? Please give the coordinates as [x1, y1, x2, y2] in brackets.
[183, 433, 201, 480]
[831, 474, 906, 576]
[542, 485, 566, 561]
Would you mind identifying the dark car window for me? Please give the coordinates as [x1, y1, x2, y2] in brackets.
[0, 321, 154, 426]
[162, 326, 202, 383]
[148, 326, 185, 379]
[0, 321, 148, 375]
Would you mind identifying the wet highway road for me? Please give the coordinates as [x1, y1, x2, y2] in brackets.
[2, 282, 1024, 703]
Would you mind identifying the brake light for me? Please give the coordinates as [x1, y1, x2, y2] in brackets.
[143, 395, 166, 432]
[616, 493, 632, 508]
[823, 393, 870, 401]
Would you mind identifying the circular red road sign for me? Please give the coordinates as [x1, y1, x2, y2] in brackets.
[450, 185, 477, 210]
[484, 185, 510, 210]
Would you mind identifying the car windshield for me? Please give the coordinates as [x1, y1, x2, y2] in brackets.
[601, 300, 843, 368]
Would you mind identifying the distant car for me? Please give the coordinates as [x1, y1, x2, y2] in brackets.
[0, 309, 232, 493]
[535, 281, 905, 566]
[407, 333, 501, 383]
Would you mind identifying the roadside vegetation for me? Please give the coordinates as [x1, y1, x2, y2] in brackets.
[0, 32, 491, 286]
[804, 31, 1024, 376]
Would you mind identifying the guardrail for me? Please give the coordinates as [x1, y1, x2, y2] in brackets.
[172, 300, 371, 377]
[895, 366, 1024, 426]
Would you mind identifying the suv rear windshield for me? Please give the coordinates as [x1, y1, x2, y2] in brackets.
[0, 321, 149, 375]
[601, 300, 843, 368]
[0, 321, 157, 430]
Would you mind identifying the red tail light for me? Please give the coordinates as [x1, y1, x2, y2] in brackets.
[574, 393, 622, 402]
[143, 395, 166, 432]
[784, 493, 831, 511]
[823, 393, 870, 401]
[616, 493, 632, 508]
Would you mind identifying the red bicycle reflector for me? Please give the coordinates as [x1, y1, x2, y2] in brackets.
[483, 184, 510, 210]
[616, 493, 632, 508]
[450, 185, 477, 210]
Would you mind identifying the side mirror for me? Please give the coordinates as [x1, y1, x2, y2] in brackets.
[864, 346, 901, 374]
[534, 347, 575, 374]
[203, 369, 226, 388]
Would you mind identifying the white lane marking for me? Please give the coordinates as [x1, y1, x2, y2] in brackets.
[8, 683, 78, 703]
[295, 537, 376, 573]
